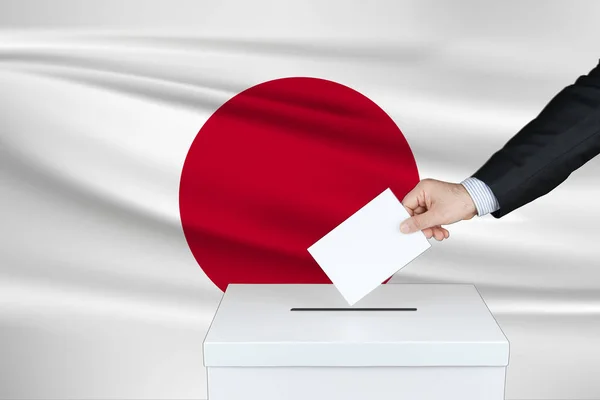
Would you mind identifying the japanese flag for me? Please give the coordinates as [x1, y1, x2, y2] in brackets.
[1, 1, 599, 400]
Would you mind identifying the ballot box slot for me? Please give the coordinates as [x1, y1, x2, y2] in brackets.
[290, 307, 417, 311]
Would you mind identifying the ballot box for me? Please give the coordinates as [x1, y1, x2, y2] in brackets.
[203, 284, 510, 400]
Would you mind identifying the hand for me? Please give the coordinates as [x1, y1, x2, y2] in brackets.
[399, 179, 478, 241]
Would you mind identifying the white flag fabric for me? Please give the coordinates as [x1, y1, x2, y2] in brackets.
[2, 1, 600, 400]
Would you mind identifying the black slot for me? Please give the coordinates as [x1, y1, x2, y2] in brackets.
[290, 307, 417, 311]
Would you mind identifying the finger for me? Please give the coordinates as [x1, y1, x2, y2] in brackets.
[432, 226, 450, 239]
[441, 228, 449, 239]
[414, 206, 427, 215]
[422, 227, 434, 239]
[400, 211, 440, 234]
[432, 228, 445, 241]
[401, 184, 424, 211]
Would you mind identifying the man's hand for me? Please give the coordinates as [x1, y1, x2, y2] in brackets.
[399, 179, 478, 241]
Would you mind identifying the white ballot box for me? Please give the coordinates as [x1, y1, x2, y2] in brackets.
[203, 284, 510, 400]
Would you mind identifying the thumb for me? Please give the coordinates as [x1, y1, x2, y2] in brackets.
[400, 211, 439, 234]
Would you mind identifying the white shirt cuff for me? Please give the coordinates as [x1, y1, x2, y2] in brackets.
[461, 177, 500, 216]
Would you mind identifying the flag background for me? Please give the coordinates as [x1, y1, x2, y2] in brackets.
[1, 1, 600, 399]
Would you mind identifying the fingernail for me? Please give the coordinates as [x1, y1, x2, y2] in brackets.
[400, 224, 410, 234]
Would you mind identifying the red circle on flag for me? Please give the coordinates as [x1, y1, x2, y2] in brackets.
[179, 77, 419, 292]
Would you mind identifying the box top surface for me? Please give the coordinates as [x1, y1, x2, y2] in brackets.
[203, 284, 509, 367]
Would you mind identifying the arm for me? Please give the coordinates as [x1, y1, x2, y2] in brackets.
[473, 59, 600, 217]
[400, 59, 600, 239]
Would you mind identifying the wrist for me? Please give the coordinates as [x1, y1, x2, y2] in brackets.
[453, 183, 477, 219]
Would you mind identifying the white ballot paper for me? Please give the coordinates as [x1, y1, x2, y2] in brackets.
[307, 188, 431, 305]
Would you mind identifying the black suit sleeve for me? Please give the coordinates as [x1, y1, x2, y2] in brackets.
[473, 59, 600, 218]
